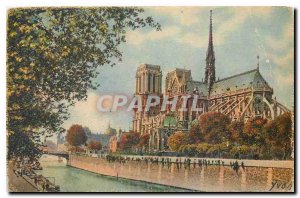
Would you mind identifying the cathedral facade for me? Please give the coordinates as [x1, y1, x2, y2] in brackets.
[132, 10, 290, 152]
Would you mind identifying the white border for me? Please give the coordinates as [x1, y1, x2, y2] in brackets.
[0, 0, 298, 197]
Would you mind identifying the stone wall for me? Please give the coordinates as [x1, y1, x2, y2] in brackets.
[68, 155, 294, 192]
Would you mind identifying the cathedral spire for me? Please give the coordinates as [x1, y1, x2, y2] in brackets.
[205, 10, 216, 94]
[207, 10, 214, 59]
[257, 55, 260, 70]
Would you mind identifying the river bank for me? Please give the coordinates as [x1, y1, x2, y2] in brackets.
[68, 154, 294, 192]
[7, 160, 60, 192]
[36, 155, 192, 192]
[7, 161, 38, 192]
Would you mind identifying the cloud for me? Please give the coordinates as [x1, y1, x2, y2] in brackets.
[63, 92, 133, 132]
[151, 7, 203, 26]
[265, 17, 294, 52]
[177, 32, 207, 48]
[272, 49, 294, 70]
[63, 92, 106, 132]
[127, 7, 275, 48]
[126, 26, 180, 45]
[214, 7, 273, 46]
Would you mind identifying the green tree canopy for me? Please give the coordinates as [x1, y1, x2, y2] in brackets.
[7, 7, 160, 159]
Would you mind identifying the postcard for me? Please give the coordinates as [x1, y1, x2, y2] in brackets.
[7, 6, 294, 192]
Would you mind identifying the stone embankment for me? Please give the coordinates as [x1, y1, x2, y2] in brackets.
[68, 154, 294, 192]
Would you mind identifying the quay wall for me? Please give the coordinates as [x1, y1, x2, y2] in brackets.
[68, 155, 294, 192]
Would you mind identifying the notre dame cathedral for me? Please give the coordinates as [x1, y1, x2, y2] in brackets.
[132, 10, 290, 152]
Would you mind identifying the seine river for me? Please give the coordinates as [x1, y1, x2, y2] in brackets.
[36, 155, 192, 192]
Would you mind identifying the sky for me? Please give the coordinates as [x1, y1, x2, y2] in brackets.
[62, 7, 294, 133]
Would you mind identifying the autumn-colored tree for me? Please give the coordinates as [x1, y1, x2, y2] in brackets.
[261, 113, 292, 159]
[66, 125, 87, 149]
[167, 131, 189, 151]
[189, 121, 204, 144]
[118, 132, 140, 151]
[87, 141, 102, 151]
[243, 117, 268, 147]
[199, 112, 231, 144]
[137, 133, 150, 149]
[262, 120, 277, 154]
[7, 8, 160, 159]
[274, 112, 292, 159]
[228, 121, 244, 143]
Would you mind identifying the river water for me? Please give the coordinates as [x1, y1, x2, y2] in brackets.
[36, 155, 192, 192]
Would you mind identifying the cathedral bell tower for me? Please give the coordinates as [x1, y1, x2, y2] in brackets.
[205, 10, 216, 94]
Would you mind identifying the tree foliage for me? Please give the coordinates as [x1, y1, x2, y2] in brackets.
[83, 127, 92, 135]
[137, 133, 150, 148]
[167, 131, 189, 151]
[199, 112, 231, 144]
[263, 112, 292, 159]
[7, 7, 161, 159]
[66, 124, 87, 147]
[243, 117, 268, 146]
[118, 131, 140, 151]
[87, 140, 102, 151]
[189, 121, 203, 144]
[228, 121, 244, 143]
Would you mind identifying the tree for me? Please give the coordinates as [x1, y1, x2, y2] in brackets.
[7, 8, 160, 159]
[199, 112, 231, 144]
[66, 124, 87, 149]
[137, 133, 150, 149]
[167, 131, 189, 151]
[196, 143, 211, 155]
[228, 121, 244, 144]
[189, 121, 204, 144]
[274, 112, 292, 159]
[83, 127, 92, 136]
[8, 130, 41, 159]
[263, 120, 277, 155]
[243, 117, 267, 147]
[262, 112, 292, 159]
[87, 141, 102, 151]
[118, 132, 140, 151]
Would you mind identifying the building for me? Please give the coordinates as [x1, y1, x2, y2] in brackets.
[109, 129, 123, 153]
[105, 121, 117, 135]
[132, 10, 291, 152]
[84, 122, 116, 152]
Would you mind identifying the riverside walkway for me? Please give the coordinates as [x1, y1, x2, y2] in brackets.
[7, 162, 38, 192]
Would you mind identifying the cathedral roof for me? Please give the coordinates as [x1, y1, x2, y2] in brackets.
[186, 81, 208, 96]
[137, 64, 161, 71]
[210, 68, 272, 96]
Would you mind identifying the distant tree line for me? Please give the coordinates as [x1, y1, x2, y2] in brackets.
[118, 132, 150, 152]
[65, 124, 103, 153]
[168, 112, 292, 160]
